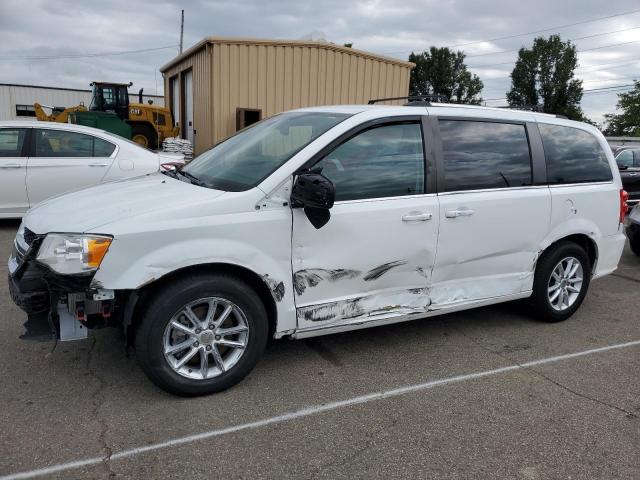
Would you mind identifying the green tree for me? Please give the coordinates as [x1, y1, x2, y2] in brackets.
[506, 35, 584, 120]
[603, 80, 640, 136]
[409, 47, 483, 104]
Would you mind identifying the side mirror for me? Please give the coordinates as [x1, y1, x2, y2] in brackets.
[291, 172, 335, 229]
[618, 164, 629, 171]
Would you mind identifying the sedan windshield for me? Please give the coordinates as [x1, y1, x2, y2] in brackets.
[183, 112, 350, 191]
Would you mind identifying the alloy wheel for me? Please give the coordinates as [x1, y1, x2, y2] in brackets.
[162, 297, 250, 380]
[547, 256, 584, 311]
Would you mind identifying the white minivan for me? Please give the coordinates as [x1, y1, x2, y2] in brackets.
[8, 102, 627, 396]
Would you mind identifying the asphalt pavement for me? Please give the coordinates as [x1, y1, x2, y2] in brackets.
[1, 219, 638, 479]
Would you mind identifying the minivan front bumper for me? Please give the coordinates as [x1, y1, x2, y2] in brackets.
[8, 230, 97, 340]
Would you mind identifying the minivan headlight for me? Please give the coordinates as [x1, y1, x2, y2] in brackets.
[37, 234, 112, 274]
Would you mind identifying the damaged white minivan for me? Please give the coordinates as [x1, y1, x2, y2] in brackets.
[8, 100, 628, 396]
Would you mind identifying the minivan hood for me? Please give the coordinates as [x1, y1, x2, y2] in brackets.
[24, 173, 226, 233]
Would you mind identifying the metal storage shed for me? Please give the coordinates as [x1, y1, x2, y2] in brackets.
[160, 37, 414, 155]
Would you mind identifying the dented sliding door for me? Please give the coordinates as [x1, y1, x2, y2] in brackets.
[291, 118, 439, 331]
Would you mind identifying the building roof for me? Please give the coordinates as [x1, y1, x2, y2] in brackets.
[0, 83, 164, 98]
[160, 36, 415, 73]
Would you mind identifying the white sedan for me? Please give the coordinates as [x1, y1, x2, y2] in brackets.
[0, 121, 183, 218]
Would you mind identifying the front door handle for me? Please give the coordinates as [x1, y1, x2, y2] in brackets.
[88, 163, 109, 167]
[445, 208, 475, 218]
[402, 212, 433, 222]
[0, 164, 22, 169]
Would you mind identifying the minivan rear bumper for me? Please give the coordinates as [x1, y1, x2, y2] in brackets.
[592, 232, 626, 279]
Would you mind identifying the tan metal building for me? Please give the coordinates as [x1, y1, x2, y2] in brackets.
[160, 37, 414, 154]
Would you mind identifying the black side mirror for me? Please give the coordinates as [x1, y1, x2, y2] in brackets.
[291, 172, 335, 229]
[618, 164, 629, 171]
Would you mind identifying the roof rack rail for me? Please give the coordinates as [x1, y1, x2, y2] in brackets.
[494, 104, 544, 112]
[368, 94, 449, 105]
[494, 105, 570, 119]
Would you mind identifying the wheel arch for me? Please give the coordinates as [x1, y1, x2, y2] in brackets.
[540, 233, 598, 270]
[126, 120, 158, 133]
[127, 263, 278, 344]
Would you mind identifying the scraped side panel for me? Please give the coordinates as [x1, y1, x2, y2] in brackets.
[292, 195, 440, 330]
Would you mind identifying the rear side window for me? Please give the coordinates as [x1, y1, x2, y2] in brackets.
[439, 120, 532, 192]
[36, 129, 93, 157]
[314, 122, 425, 201]
[539, 124, 613, 184]
[0, 128, 27, 157]
[35, 129, 115, 158]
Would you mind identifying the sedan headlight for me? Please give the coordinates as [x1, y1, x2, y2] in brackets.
[37, 234, 112, 274]
[15, 222, 27, 251]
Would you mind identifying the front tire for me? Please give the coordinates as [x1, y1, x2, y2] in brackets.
[135, 273, 268, 396]
[131, 124, 158, 150]
[530, 242, 591, 322]
[630, 237, 640, 256]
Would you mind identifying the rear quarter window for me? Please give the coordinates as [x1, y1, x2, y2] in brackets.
[539, 124, 612, 184]
[94, 137, 116, 157]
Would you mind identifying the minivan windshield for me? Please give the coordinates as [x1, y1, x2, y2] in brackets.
[183, 112, 351, 191]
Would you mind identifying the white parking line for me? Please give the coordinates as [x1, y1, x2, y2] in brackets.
[2, 339, 639, 480]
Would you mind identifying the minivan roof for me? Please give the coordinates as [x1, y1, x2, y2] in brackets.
[295, 103, 597, 130]
[294, 103, 577, 123]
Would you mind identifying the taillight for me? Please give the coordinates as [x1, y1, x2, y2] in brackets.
[620, 189, 629, 224]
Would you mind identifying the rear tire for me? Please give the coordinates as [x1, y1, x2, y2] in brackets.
[130, 124, 158, 150]
[529, 241, 591, 322]
[135, 273, 268, 396]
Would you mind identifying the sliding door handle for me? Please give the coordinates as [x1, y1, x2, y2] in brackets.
[0, 164, 22, 169]
[88, 163, 109, 167]
[445, 208, 475, 218]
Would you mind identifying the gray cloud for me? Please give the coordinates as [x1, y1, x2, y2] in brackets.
[0, 0, 638, 123]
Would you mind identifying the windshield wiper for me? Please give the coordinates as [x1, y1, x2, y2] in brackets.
[161, 169, 179, 179]
[175, 170, 208, 187]
[499, 172, 511, 187]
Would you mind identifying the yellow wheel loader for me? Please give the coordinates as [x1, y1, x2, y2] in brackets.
[34, 103, 88, 123]
[34, 82, 179, 150]
[89, 82, 179, 148]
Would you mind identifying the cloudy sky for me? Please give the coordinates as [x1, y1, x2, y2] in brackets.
[0, 0, 638, 124]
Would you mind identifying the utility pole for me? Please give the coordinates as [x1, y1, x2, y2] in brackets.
[179, 10, 184, 54]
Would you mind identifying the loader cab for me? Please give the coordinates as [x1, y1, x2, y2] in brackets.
[89, 82, 131, 121]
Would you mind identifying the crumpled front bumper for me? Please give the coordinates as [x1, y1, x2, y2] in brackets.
[8, 233, 95, 340]
[9, 237, 94, 314]
[8, 271, 50, 315]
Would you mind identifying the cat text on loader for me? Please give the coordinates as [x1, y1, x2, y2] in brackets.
[89, 82, 179, 149]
